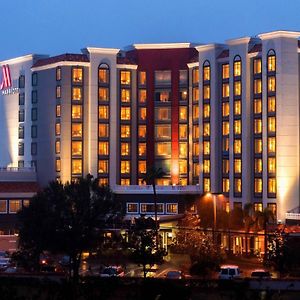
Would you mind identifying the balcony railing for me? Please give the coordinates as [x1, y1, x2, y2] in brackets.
[0, 167, 35, 172]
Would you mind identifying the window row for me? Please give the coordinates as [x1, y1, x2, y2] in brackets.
[127, 202, 178, 214]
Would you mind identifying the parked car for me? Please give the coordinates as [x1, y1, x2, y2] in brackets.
[0, 258, 10, 271]
[165, 270, 185, 279]
[251, 269, 271, 279]
[218, 265, 241, 280]
[100, 266, 125, 277]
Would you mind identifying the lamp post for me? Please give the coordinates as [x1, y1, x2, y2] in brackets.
[207, 192, 223, 243]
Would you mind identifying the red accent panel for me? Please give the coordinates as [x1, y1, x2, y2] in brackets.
[0, 182, 40, 193]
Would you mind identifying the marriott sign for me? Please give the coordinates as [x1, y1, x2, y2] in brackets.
[0, 65, 19, 95]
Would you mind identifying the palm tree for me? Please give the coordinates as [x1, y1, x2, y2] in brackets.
[142, 166, 165, 248]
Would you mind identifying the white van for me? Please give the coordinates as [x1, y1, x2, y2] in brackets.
[218, 265, 241, 280]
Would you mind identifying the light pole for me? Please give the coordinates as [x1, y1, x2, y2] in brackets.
[207, 192, 222, 243]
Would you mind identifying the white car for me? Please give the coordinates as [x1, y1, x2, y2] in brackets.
[218, 265, 241, 280]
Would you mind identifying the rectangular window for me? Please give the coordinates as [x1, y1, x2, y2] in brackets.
[138, 161, 147, 174]
[254, 139, 263, 154]
[203, 141, 210, 155]
[179, 142, 188, 158]
[193, 87, 199, 101]
[192, 105, 199, 120]
[98, 106, 109, 120]
[268, 96, 276, 113]
[19, 75, 25, 88]
[127, 203, 138, 213]
[72, 68, 83, 84]
[121, 178, 130, 185]
[139, 71, 146, 85]
[155, 125, 171, 139]
[193, 142, 199, 156]
[234, 120, 241, 135]
[32, 90, 38, 103]
[120, 107, 131, 120]
[155, 90, 170, 102]
[268, 76, 276, 92]
[98, 87, 109, 101]
[255, 158, 262, 174]
[18, 142, 24, 156]
[254, 58, 262, 74]
[179, 124, 188, 139]
[139, 107, 147, 121]
[155, 107, 171, 121]
[203, 85, 210, 99]
[19, 93, 25, 105]
[268, 137, 276, 153]
[179, 70, 188, 85]
[141, 203, 164, 213]
[166, 204, 178, 214]
[0, 200, 7, 214]
[234, 100, 241, 115]
[98, 141, 109, 155]
[155, 142, 171, 156]
[222, 64, 229, 79]
[222, 102, 230, 117]
[254, 203, 263, 212]
[222, 159, 229, 174]
[234, 159, 242, 173]
[254, 79, 262, 94]
[222, 83, 229, 97]
[31, 108, 37, 121]
[72, 105, 82, 119]
[268, 157, 276, 174]
[234, 81, 241, 96]
[31, 125, 38, 139]
[120, 125, 131, 138]
[180, 89, 188, 101]
[254, 99, 262, 114]
[179, 106, 187, 121]
[203, 104, 210, 118]
[254, 119, 262, 134]
[121, 160, 130, 174]
[31, 142, 37, 155]
[56, 67, 61, 81]
[222, 121, 229, 135]
[55, 140, 60, 154]
[54, 123, 60, 136]
[138, 125, 146, 138]
[203, 123, 209, 137]
[120, 71, 131, 85]
[121, 88, 131, 102]
[234, 178, 242, 194]
[72, 123, 82, 138]
[268, 55, 276, 72]
[56, 86, 61, 98]
[203, 178, 210, 193]
[193, 163, 200, 177]
[72, 141, 82, 156]
[222, 178, 230, 193]
[72, 87, 82, 101]
[98, 124, 109, 138]
[9, 200, 22, 214]
[268, 117, 276, 133]
[234, 61, 241, 77]
[155, 71, 171, 86]
[192, 68, 199, 84]
[72, 159, 82, 174]
[121, 142, 130, 156]
[19, 109, 25, 122]
[203, 160, 210, 173]
[267, 203, 277, 219]
[56, 105, 61, 117]
[268, 178, 276, 194]
[18, 125, 24, 139]
[98, 68, 109, 84]
[98, 160, 108, 173]
[254, 178, 263, 194]
[138, 143, 146, 156]
[203, 66, 210, 81]
[234, 139, 241, 154]
[139, 89, 147, 103]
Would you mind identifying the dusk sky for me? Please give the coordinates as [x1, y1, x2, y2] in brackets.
[1, 0, 300, 61]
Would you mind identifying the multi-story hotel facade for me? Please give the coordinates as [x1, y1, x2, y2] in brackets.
[1, 30, 300, 236]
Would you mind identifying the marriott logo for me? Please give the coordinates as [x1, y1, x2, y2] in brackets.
[0, 65, 19, 95]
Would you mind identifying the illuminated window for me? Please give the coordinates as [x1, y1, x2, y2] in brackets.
[203, 141, 210, 155]
[55, 123, 61, 136]
[99, 106, 109, 119]
[98, 87, 109, 101]
[254, 178, 263, 194]
[56, 67, 61, 81]
[254, 58, 262, 74]
[179, 124, 188, 139]
[234, 159, 241, 173]
[157, 178, 170, 186]
[139, 71, 146, 85]
[193, 105, 199, 119]
[234, 178, 242, 193]
[179, 160, 187, 174]
[72, 68, 83, 84]
[203, 85, 210, 99]
[254, 203, 263, 212]
[121, 160, 130, 173]
[222, 102, 230, 117]
[268, 77, 276, 92]
[223, 137, 229, 152]
[222, 159, 229, 174]
[254, 79, 262, 94]
[139, 89, 147, 103]
[193, 87, 199, 101]
[203, 123, 210, 137]
[138, 125, 146, 138]
[155, 70, 171, 85]
[0, 200, 7, 213]
[268, 96, 276, 113]
[120, 125, 131, 138]
[234, 139, 241, 154]
[56, 159, 61, 172]
[268, 157, 276, 173]
[120, 107, 131, 120]
[267, 203, 277, 218]
[268, 52, 276, 72]
[180, 89, 188, 101]
[9, 200, 22, 214]
[268, 178, 276, 194]
[192, 68, 199, 84]
[179, 106, 187, 121]
[179, 142, 187, 158]
[138, 179, 146, 186]
[121, 178, 130, 185]
[99, 178, 109, 186]
[203, 160, 210, 173]
[268, 137, 276, 153]
[193, 163, 200, 176]
[234, 100, 241, 115]
[155, 142, 171, 156]
[72, 141, 82, 156]
[234, 120, 241, 135]
[98, 124, 108, 138]
[167, 204, 178, 214]
[139, 107, 147, 120]
[72, 87, 82, 101]
[72, 123, 82, 138]
[72, 105, 82, 119]
[203, 64, 210, 81]
[203, 104, 210, 118]
[254, 99, 262, 114]
[138, 143, 146, 156]
[254, 139, 262, 154]
[268, 117, 276, 133]
[234, 59, 241, 77]
[138, 161, 146, 174]
[121, 143, 130, 156]
[98, 65, 109, 84]
[155, 107, 171, 121]
[234, 81, 241, 96]
[254, 119, 262, 134]
[193, 142, 199, 156]
[156, 90, 170, 102]
[98, 141, 109, 155]
[222, 64, 229, 79]
[55, 140, 60, 154]
[72, 159, 82, 174]
[98, 160, 108, 173]
[155, 125, 171, 139]
[222, 83, 229, 97]
[56, 105, 61, 117]
[203, 178, 210, 193]
[223, 178, 230, 193]
[255, 158, 262, 174]
[120, 71, 131, 85]
[222, 121, 229, 135]
[121, 89, 131, 102]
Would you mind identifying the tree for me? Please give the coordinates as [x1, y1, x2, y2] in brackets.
[17, 175, 120, 281]
[129, 216, 166, 278]
[142, 166, 165, 248]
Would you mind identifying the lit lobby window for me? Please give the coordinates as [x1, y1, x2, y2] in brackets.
[99, 178, 108, 185]
[72, 87, 82, 101]
[98, 160, 108, 173]
[222, 121, 229, 135]
[121, 143, 130, 156]
[268, 77, 276, 92]
[268, 178, 276, 194]
[268, 96, 276, 113]
[222, 64, 229, 79]
[223, 178, 230, 193]
[9, 200, 22, 214]
[203, 104, 210, 118]
[72, 105, 82, 119]
[138, 143, 146, 156]
[193, 142, 199, 156]
[254, 99, 262, 114]
[179, 124, 188, 139]
[234, 120, 241, 135]
[138, 161, 146, 174]
[268, 137, 276, 153]
[203, 141, 210, 155]
[120, 71, 131, 85]
[157, 178, 170, 186]
[72, 68, 83, 84]
[155, 125, 171, 139]
[179, 160, 187, 174]
[268, 117, 276, 133]
[254, 79, 262, 94]
[254, 119, 262, 134]
[203, 65, 210, 81]
[156, 107, 171, 121]
[98, 141, 109, 155]
[203, 123, 210, 137]
[254, 58, 262, 74]
[138, 125, 146, 138]
[234, 60, 241, 77]
[121, 160, 130, 173]
[139, 89, 147, 103]
[167, 204, 178, 214]
[234, 100, 241, 115]
[254, 178, 262, 194]
[120, 107, 131, 120]
[98, 124, 108, 138]
[203, 178, 210, 193]
[179, 106, 188, 121]
[193, 87, 199, 101]
[222, 102, 229, 117]
[99, 87, 109, 101]
[155, 142, 171, 156]
[72, 159, 82, 174]
[72, 141, 82, 156]
[139, 108, 147, 120]
[222, 159, 229, 174]
[234, 178, 242, 193]
[0, 200, 7, 213]
[234, 159, 242, 173]
[255, 139, 262, 154]
[203, 85, 210, 99]
[234, 139, 241, 154]
[193, 105, 199, 119]
[139, 71, 146, 85]
[179, 142, 187, 158]
[99, 106, 109, 119]
[222, 83, 229, 97]
[121, 178, 130, 186]
[98, 67, 109, 84]
[120, 125, 131, 138]
[234, 81, 241, 96]
[121, 89, 131, 102]
[255, 158, 262, 174]
[203, 160, 210, 173]
[72, 123, 82, 138]
[254, 203, 263, 212]
[268, 53, 276, 72]
[268, 157, 276, 173]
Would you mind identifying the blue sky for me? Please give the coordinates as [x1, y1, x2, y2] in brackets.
[1, 0, 300, 60]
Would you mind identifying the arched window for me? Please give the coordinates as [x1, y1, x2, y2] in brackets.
[233, 55, 242, 77]
[203, 60, 210, 81]
[267, 49, 276, 72]
[98, 63, 110, 84]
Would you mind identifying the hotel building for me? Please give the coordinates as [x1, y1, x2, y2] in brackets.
[1, 30, 300, 241]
